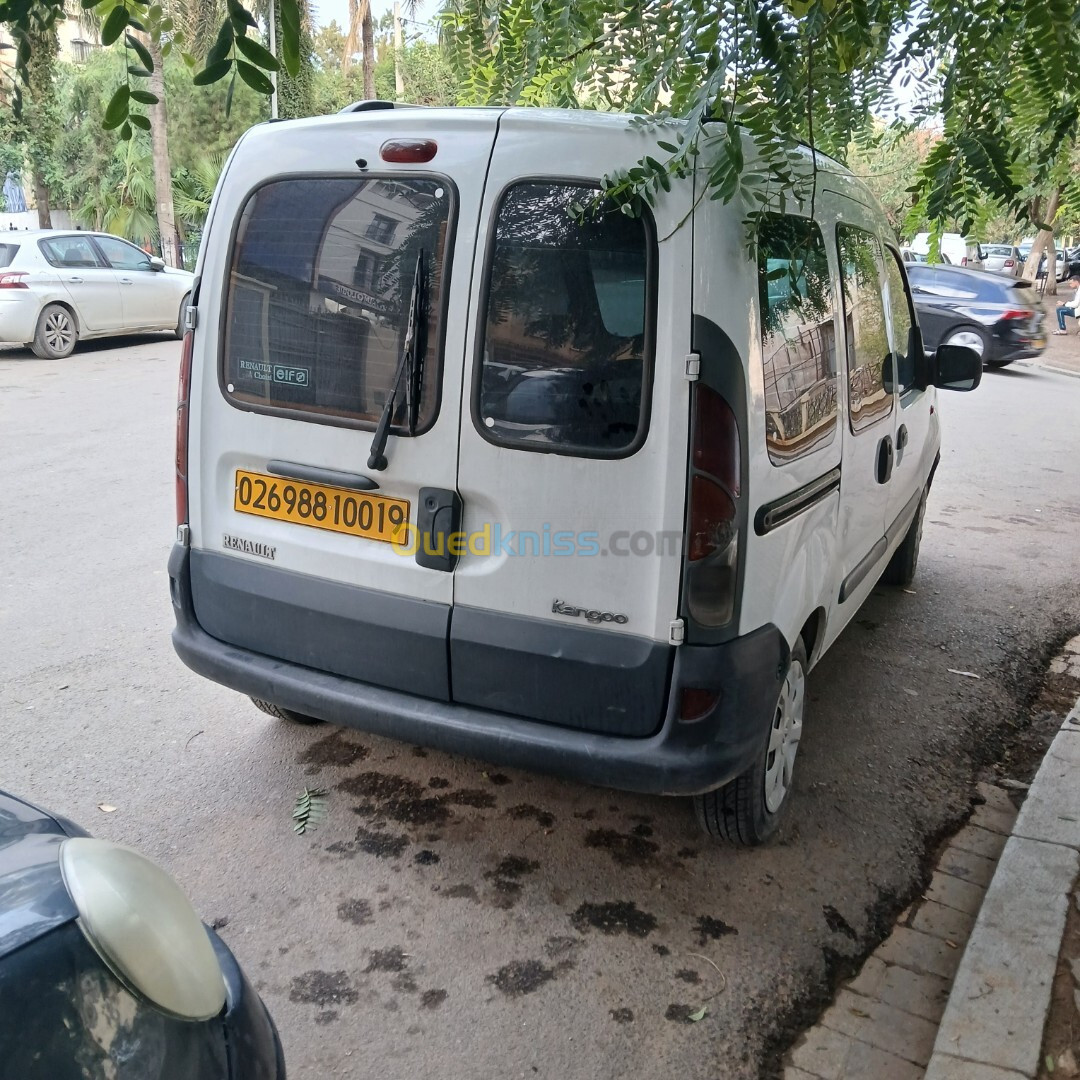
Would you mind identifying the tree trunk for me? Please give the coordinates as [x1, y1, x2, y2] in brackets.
[362, 8, 376, 99]
[33, 170, 52, 228]
[144, 36, 181, 268]
[1022, 187, 1060, 294]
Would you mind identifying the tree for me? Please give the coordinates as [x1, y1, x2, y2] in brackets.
[1, 17, 62, 227]
[3, 0, 1079, 250]
[343, 0, 374, 99]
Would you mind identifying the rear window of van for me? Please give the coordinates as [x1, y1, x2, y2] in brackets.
[475, 182, 654, 457]
[221, 176, 453, 431]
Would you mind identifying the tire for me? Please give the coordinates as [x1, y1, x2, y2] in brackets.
[693, 638, 808, 846]
[250, 697, 324, 725]
[941, 324, 990, 364]
[31, 304, 77, 359]
[882, 491, 926, 587]
[175, 293, 190, 340]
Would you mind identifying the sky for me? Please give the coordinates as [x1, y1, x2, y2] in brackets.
[312, 0, 437, 34]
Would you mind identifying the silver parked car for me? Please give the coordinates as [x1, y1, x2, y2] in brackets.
[982, 244, 1022, 277]
[0, 230, 193, 358]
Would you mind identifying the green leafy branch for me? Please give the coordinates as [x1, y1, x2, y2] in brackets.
[293, 787, 328, 834]
[192, 0, 297, 115]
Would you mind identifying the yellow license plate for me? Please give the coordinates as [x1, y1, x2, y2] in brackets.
[233, 470, 409, 544]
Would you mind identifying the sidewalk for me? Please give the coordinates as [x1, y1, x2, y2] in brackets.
[785, 639, 1080, 1080]
[1027, 305, 1080, 377]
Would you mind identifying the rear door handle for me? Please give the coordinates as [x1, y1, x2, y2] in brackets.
[876, 435, 894, 484]
[67, 276, 83, 283]
[119, 277, 134, 285]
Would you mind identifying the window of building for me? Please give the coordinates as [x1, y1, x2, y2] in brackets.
[365, 213, 398, 245]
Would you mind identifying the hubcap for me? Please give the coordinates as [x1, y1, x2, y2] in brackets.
[44, 311, 74, 353]
[763, 659, 805, 814]
[944, 329, 985, 356]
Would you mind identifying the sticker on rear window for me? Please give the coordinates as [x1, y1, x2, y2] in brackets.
[273, 364, 310, 387]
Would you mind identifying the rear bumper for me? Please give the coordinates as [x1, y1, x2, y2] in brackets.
[169, 543, 787, 796]
[0, 295, 40, 344]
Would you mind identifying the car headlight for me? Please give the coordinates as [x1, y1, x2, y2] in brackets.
[59, 837, 226, 1021]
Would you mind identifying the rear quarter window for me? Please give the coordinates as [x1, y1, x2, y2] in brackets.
[475, 181, 654, 458]
[221, 176, 454, 431]
[0, 243, 19, 268]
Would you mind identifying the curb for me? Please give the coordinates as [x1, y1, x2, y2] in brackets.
[924, 691, 1080, 1079]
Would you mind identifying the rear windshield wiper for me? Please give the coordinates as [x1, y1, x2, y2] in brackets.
[367, 249, 427, 471]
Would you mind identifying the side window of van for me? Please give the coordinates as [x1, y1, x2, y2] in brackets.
[883, 247, 917, 397]
[476, 182, 654, 457]
[837, 226, 893, 432]
[222, 177, 452, 430]
[757, 214, 838, 464]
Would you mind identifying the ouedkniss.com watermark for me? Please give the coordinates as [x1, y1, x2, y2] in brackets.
[390, 523, 685, 558]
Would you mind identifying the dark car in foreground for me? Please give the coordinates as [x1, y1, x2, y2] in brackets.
[907, 264, 1046, 367]
[0, 790, 285, 1080]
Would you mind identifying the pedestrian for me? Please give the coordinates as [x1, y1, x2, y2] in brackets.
[1053, 273, 1080, 334]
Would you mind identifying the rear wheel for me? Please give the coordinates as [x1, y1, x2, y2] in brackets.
[175, 293, 190, 340]
[942, 325, 990, 363]
[882, 491, 926, 587]
[250, 697, 324, 725]
[693, 638, 807, 845]
[32, 304, 77, 359]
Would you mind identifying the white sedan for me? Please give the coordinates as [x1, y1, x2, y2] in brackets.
[0, 230, 194, 358]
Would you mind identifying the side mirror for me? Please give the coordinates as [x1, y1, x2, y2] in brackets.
[933, 343, 982, 391]
[149, 256, 165, 271]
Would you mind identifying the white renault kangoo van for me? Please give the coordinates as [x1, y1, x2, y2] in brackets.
[169, 104, 981, 844]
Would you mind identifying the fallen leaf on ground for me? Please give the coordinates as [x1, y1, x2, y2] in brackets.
[945, 939, 958, 949]
[688, 1006, 707, 1022]
[849, 1006, 871, 1018]
[947, 669, 981, 679]
[97, 804, 117, 813]
[903, 589, 916, 594]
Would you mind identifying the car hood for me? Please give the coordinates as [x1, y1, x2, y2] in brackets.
[0, 790, 80, 958]
[162, 266, 195, 281]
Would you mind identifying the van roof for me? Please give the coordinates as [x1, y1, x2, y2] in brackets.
[261, 104, 858, 181]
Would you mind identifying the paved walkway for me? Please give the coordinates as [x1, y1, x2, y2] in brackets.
[785, 640, 1080, 1080]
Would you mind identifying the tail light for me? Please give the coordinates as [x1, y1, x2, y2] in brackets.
[0, 271, 28, 288]
[1004, 259, 1014, 268]
[960, 257, 968, 266]
[176, 326, 194, 526]
[1001, 309, 1031, 321]
[686, 384, 740, 627]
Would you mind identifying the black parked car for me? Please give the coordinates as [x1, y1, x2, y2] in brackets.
[906, 264, 1046, 368]
[0, 790, 285, 1080]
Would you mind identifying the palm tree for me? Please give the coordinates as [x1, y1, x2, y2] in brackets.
[75, 136, 157, 240]
[342, 0, 374, 99]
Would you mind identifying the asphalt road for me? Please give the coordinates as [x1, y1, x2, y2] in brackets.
[2, 337, 1079, 1080]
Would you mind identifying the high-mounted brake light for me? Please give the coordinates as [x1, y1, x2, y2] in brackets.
[176, 326, 194, 526]
[380, 139, 437, 164]
[0, 271, 28, 289]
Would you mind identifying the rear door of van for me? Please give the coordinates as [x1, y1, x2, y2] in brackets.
[449, 111, 694, 737]
[187, 110, 501, 702]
